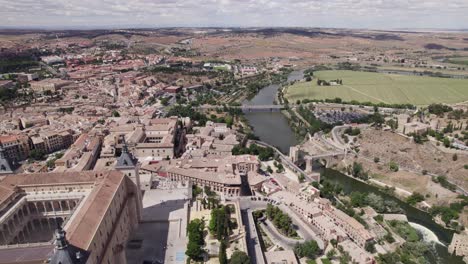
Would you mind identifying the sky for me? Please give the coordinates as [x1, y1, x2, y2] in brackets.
[1, 0, 468, 30]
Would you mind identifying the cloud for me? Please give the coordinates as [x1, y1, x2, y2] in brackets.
[0, 0, 467, 29]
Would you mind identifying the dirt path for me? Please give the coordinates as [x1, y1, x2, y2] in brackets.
[343, 84, 389, 104]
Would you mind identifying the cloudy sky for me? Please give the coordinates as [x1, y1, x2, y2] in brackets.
[1, 0, 467, 29]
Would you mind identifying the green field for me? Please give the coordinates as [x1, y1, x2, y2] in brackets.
[285, 70, 468, 106]
[447, 57, 468, 66]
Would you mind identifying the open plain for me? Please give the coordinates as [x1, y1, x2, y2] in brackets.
[286, 70, 468, 105]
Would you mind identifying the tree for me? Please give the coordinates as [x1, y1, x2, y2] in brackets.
[352, 162, 364, 177]
[29, 149, 45, 161]
[219, 241, 227, 264]
[186, 219, 205, 261]
[365, 241, 376, 253]
[330, 239, 338, 248]
[225, 115, 234, 128]
[443, 137, 451, 148]
[112, 110, 120, 117]
[209, 206, 231, 240]
[326, 249, 337, 260]
[298, 173, 305, 183]
[294, 240, 320, 259]
[266, 166, 273, 174]
[186, 240, 204, 261]
[366, 193, 385, 213]
[339, 251, 352, 264]
[350, 192, 367, 207]
[229, 251, 250, 264]
[46, 159, 56, 168]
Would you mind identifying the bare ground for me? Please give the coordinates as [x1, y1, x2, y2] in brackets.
[355, 129, 468, 192]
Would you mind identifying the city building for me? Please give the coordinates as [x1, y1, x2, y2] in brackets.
[152, 155, 259, 196]
[41, 55, 64, 64]
[339, 239, 375, 264]
[41, 130, 74, 153]
[449, 233, 468, 263]
[0, 147, 17, 174]
[273, 190, 374, 249]
[403, 121, 431, 135]
[29, 79, 72, 94]
[0, 170, 141, 264]
[54, 133, 102, 172]
[102, 117, 185, 161]
[0, 135, 30, 161]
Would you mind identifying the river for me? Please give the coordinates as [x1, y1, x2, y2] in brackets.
[243, 70, 303, 153]
[243, 70, 464, 263]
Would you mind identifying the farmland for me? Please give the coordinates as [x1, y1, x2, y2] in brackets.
[447, 56, 468, 66]
[285, 70, 468, 106]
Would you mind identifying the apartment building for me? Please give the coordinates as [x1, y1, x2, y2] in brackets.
[54, 133, 102, 172]
[29, 79, 72, 93]
[104, 117, 182, 160]
[0, 134, 30, 161]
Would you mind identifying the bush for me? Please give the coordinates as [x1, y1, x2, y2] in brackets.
[384, 233, 395, 243]
[432, 175, 457, 191]
[374, 214, 384, 222]
[389, 161, 399, 172]
[229, 251, 250, 264]
[344, 127, 361, 136]
[453, 154, 458, 161]
[374, 157, 380, 163]
[406, 192, 425, 205]
[388, 220, 420, 242]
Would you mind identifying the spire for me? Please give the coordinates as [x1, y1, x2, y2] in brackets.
[121, 135, 129, 153]
[55, 223, 68, 250]
[116, 135, 137, 168]
[49, 223, 77, 264]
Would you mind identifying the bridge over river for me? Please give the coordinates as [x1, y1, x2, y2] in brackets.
[197, 104, 284, 112]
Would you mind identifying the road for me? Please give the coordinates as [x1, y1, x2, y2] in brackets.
[259, 219, 303, 250]
[248, 140, 311, 181]
[39, 61, 60, 77]
[241, 208, 266, 264]
[238, 198, 325, 250]
[330, 124, 370, 150]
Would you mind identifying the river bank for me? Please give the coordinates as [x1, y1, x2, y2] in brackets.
[321, 168, 465, 264]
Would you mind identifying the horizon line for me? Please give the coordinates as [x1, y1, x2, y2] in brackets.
[0, 25, 467, 33]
